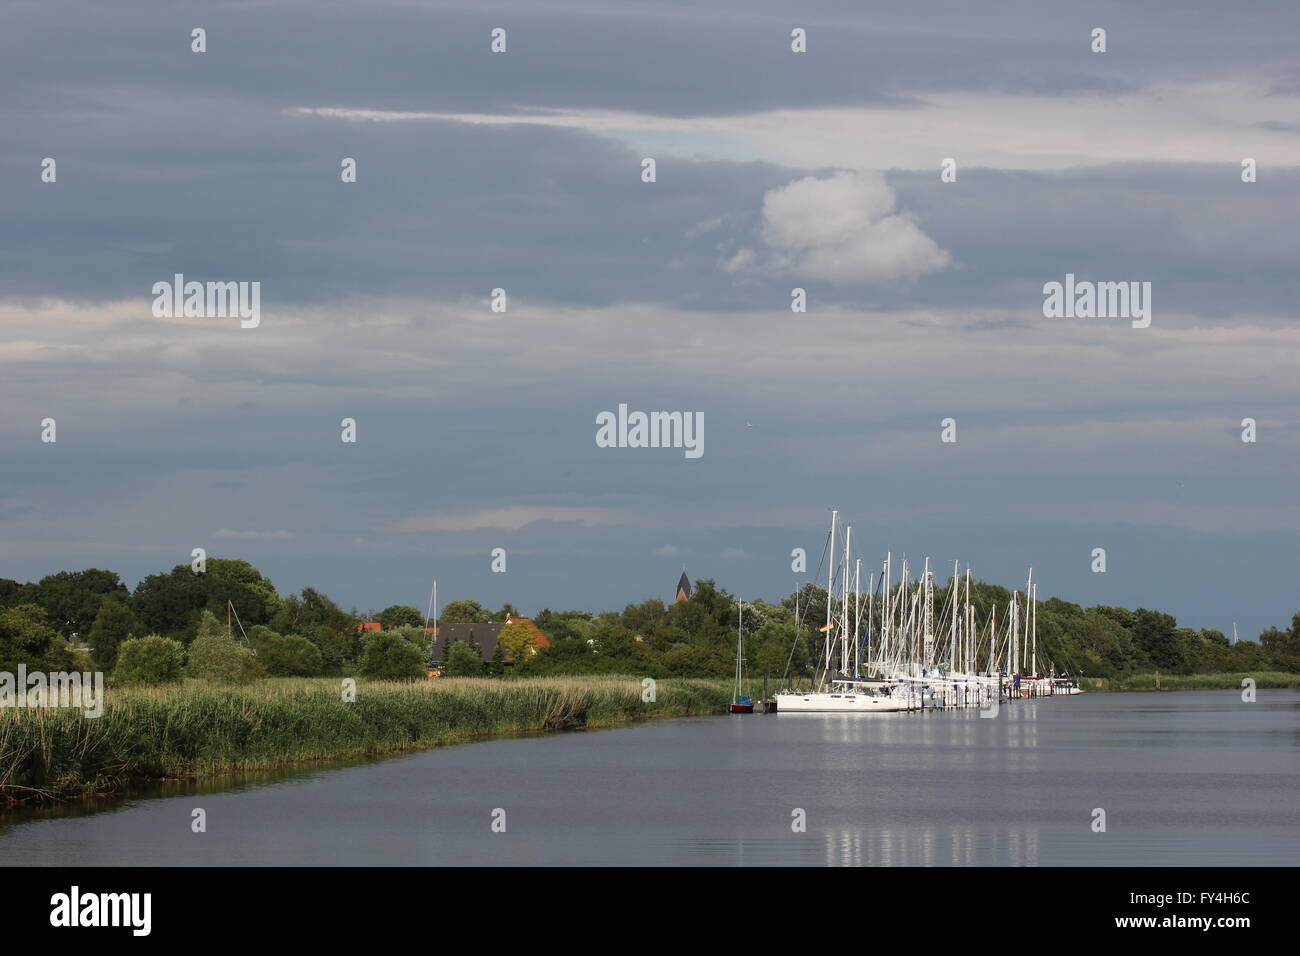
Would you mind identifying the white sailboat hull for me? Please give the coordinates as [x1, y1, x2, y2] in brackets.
[777, 691, 911, 713]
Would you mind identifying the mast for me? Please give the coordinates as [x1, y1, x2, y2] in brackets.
[853, 558, 862, 676]
[882, 554, 891, 671]
[964, 568, 973, 674]
[424, 579, 438, 665]
[922, 557, 933, 670]
[842, 525, 852, 676]
[733, 601, 744, 703]
[1025, 569, 1034, 677]
[1010, 590, 1019, 675]
[824, 510, 837, 687]
[949, 559, 959, 673]
[865, 570, 875, 676]
[1030, 580, 1038, 678]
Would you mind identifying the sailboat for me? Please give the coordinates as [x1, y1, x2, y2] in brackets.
[777, 512, 915, 713]
[730, 602, 754, 713]
[776, 509, 1082, 711]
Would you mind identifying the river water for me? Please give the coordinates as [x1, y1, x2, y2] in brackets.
[1, 690, 1296, 866]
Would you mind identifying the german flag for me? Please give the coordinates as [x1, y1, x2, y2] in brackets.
[819, 620, 836, 632]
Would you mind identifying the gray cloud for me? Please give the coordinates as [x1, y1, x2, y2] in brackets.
[2, 0, 1297, 644]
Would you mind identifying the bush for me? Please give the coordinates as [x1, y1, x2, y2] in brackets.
[114, 635, 185, 685]
[250, 628, 325, 676]
[359, 631, 426, 680]
[386, 625, 430, 648]
[442, 640, 484, 677]
[88, 598, 138, 670]
[188, 632, 262, 684]
[0, 603, 84, 673]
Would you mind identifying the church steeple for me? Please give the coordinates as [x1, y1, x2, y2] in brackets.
[675, 569, 691, 603]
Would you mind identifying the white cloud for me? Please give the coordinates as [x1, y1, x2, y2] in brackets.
[295, 82, 1300, 172]
[654, 543, 679, 556]
[736, 171, 949, 283]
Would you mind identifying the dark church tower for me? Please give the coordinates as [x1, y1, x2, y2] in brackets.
[675, 570, 691, 603]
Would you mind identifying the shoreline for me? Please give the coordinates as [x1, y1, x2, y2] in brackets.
[4, 673, 1295, 807]
[0, 676, 734, 806]
[1080, 671, 1299, 693]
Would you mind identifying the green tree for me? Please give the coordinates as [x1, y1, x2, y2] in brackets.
[25, 569, 129, 638]
[440, 600, 492, 624]
[114, 635, 185, 685]
[0, 578, 29, 607]
[1133, 608, 1184, 670]
[0, 604, 82, 672]
[205, 558, 281, 620]
[359, 631, 426, 680]
[488, 641, 506, 677]
[133, 559, 280, 641]
[497, 621, 539, 663]
[271, 587, 356, 638]
[621, 598, 666, 636]
[88, 598, 138, 670]
[250, 626, 325, 676]
[385, 625, 429, 648]
[187, 611, 261, 683]
[378, 605, 425, 629]
[442, 640, 484, 677]
[1259, 613, 1300, 668]
[304, 623, 351, 673]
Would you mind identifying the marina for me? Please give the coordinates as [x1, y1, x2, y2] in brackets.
[771, 511, 1081, 715]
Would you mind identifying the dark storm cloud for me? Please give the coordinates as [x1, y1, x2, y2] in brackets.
[888, 164, 1300, 320]
[3, 0, 1297, 120]
[4, 90, 1296, 320]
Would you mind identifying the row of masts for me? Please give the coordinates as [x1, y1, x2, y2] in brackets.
[814, 510, 1044, 688]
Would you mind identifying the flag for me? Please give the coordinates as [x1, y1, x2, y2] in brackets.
[819, 620, 836, 632]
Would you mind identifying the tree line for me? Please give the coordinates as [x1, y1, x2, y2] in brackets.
[1, 560, 1297, 685]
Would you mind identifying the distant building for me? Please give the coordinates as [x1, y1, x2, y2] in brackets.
[434, 617, 551, 663]
[356, 621, 382, 634]
[675, 571, 691, 603]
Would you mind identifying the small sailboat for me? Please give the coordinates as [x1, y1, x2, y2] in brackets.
[730, 602, 755, 713]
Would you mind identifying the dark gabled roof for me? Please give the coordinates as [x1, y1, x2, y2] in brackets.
[434, 622, 504, 662]
[434, 619, 551, 662]
[676, 571, 691, 598]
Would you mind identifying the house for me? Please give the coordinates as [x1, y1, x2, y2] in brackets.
[434, 617, 551, 664]
[356, 621, 382, 634]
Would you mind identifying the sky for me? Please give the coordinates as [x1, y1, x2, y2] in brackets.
[2, 0, 1297, 639]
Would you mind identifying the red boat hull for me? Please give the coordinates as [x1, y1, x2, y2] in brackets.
[729, 703, 755, 713]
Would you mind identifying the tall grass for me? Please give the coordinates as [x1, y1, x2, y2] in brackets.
[1081, 671, 1300, 692]
[0, 676, 733, 804]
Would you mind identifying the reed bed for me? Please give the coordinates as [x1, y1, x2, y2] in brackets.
[0, 676, 732, 804]
[1081, 671, 1300, 692]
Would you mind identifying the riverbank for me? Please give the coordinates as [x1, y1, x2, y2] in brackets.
[1081, 671, 1300, 692]
[1, 676, 734, 805]
[8, 671, 1296, 805]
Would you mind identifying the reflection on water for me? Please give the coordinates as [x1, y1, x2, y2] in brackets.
[1, 690, 1296, 866]
[817, 825, 1040, 867]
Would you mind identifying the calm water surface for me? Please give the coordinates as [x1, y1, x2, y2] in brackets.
[1, 690, 1296, 865]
